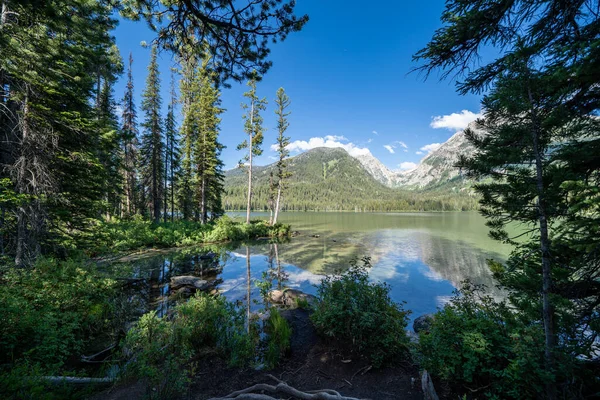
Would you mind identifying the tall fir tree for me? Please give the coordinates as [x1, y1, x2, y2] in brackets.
[417, 2, 600, 396]
[121, 52, 139, 218]
[0, 0, 121, 264]
[140, 44, 164, 223]
[178, 55, 199, 221]
[238, 77, 267, 224]
[272, 87, 292, 225]
[164, 70, 180, 222]
[194, 57, 224, 223]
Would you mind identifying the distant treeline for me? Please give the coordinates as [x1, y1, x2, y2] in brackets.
[224, 184, 479, 212]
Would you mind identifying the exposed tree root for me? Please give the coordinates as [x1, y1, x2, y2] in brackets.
[208, 374, 365, 400]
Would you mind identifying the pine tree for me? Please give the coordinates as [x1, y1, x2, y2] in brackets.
[121, 52, 139, 218]
[178, 55, 199, 221]
[140, 44, 164, 224]
[164, 71, 180, 222]
[194, 58, 224, 223]
[238, 77, 267, 224]
[272, 87, 292, 225]
[0, 0, 121, 265]
[416, 2, 600, 396]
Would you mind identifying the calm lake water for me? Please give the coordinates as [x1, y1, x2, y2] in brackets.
[108, 212, 512, 325]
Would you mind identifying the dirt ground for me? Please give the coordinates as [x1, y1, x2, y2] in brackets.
[92, 309, 424, 400]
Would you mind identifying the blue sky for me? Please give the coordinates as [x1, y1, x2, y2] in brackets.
[111, 0, 483, 171]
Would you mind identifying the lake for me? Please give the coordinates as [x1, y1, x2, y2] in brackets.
[108, 212, 512, 325]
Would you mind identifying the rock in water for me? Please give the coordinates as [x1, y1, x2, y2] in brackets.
[413, 314, 435, 334]
[269, 288, 317, 308]
[170, 276, 213, 291]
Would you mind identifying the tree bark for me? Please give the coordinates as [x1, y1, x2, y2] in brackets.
[246, 101, 254, 224]
[273, 182, 282, 225]
[528, 86, 556, 400]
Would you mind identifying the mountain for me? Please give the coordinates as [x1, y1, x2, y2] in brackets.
[394, 123, 480, 189]
[223, 144, 479, 212]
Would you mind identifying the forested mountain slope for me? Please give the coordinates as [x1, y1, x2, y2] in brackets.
[224, 147, 478, 211]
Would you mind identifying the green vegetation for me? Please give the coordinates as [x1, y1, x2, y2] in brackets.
[225, 148, 479, 212]
[415, 1, 600, 397]
[263, 308, 292, 369]
[123, 294, 257, 398]
[0, 258, 121, 399]
[417, 284, 554, 399]
[311, 258, 411, 367]
[88, 216, 290, 255]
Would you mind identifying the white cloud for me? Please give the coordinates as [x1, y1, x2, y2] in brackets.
[398, 162, 417, 170]
[420, 143, 442, 153]
[372, 130, 379, 135]
[430, 109, 482, 131]
[383, 141, 408, 155]
[415, 151, 424, 155]
[324, 135, 347, 141]
[276, 136, 371, 158]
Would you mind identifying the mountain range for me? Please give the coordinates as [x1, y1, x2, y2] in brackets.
[223, 123, 480, 212]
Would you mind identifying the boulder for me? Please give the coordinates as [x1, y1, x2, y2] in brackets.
[269, 288, 317, 309]
[413, 314, 435, 334]
[170, 275, 215, 291]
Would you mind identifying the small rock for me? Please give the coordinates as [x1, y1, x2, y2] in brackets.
[269, 288, 317, 308]
[311, 234, 320, 238]
[413, 314, 435, 334]
[291, 231, 301, 237]
[170, 275, 214, 291]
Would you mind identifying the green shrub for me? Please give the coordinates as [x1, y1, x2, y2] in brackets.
[172, 293, 256, 366]
[123, 293, 258, 396]
[123, 312, 191, 400]
[311, 257, 410, 367]
[90, 216, 291, 255]
[417, 282, 556, 399]
[0, 258, 117, 372]
[264, 308, 292, 368]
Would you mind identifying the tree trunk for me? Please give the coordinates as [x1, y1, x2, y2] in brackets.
[273, 182, 282, 225]
[246, 246, 251, 333]
[246, 102, 254, 224]
[201, 176, 207, 224]
[164, 131, 168, 223]
[528, 86, 556, 400]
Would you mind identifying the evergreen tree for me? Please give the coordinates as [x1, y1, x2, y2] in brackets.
[121, 52, 139, 218]
[178, 55, 199, 221]
[139, 44, 164, 223]
[416, 2, 600, 396]
[237, 77, 267, 224]
[164, 71, 180, 222]
[272, 87, 292, 225]
[0, 0, 120, 265]
[194, 58, 224, 224]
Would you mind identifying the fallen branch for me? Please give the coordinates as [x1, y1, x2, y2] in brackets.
[38, 376, 114, 386]
[208, 375, 365, 400]
[81, 343, 116, 363]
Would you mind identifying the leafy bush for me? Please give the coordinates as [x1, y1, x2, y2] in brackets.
[0, 258, 117, 372]
[89, 216, 291, 255]
[417, 282, 559, 399]
[123, 293, 258, 397]
[311, 257, 411, 367]
[263, 308, 292, 368]
[123, 312, 191, 400]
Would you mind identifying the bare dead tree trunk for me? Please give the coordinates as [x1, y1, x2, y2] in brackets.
[273, 183, 282, 225]
[528, 86, 556, 400]
[246, 101, 254, 224]
[246, 245, 251, 334]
